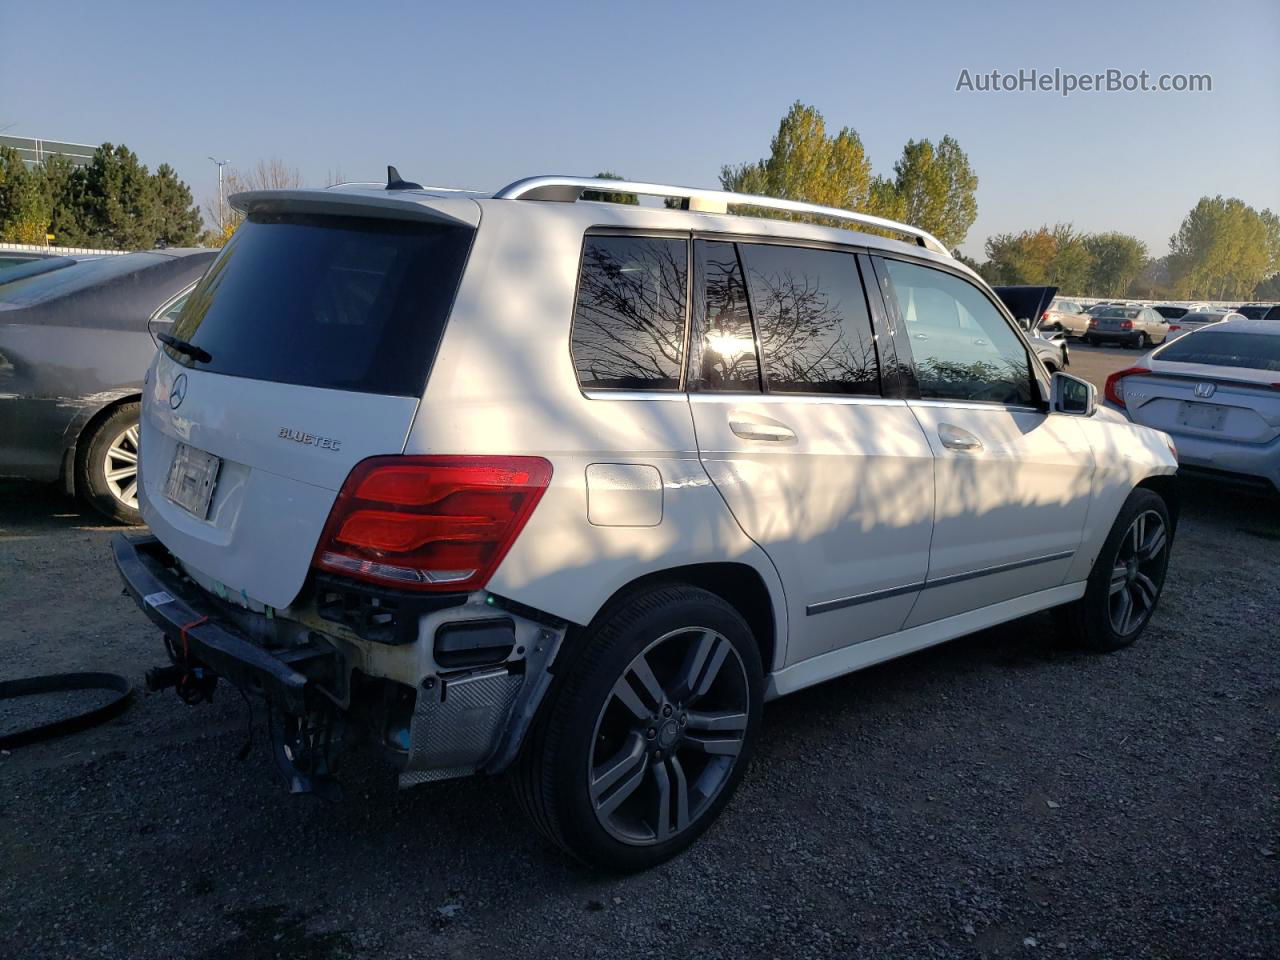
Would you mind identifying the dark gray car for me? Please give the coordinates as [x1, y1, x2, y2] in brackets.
[0, 249, 216, 521]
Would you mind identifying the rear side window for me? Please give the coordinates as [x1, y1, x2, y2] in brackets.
[1154, 330, 1280, 371]
[696, 240, 761, 391]
[738, 243, 879, 395]
[570, 235, 688, 390]
[882, 258, 1035, 406]
[169, 212, 472, 397]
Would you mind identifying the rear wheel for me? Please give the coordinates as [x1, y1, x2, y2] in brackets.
[1135, 332, 1150, 349]
[514, 584, 763, 871]
[78, 402, 142, 524]
[1061, 488, 1172, 652]
[1086, 336, 1099, 347]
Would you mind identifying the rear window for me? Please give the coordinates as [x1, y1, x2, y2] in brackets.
[1099, 307, 1141, 319]
[168, 212, 472, 396]
[1155, 330, 1280, 371]
[1236, 306, 1267, 319]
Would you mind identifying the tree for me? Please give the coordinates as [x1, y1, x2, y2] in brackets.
[879, 135, 979, 249]
[582, 171, 638, 205]
[720, 102, 873, 221]
[1168, 195, 1275, 300]
[151, 163, 202, 247]
[1082, 232, 1148, 297]
[206, 158, 305, 243]
[0, 146, 51, 243]
[70, 143, 164, 249]
[981, 224, 1094, 294]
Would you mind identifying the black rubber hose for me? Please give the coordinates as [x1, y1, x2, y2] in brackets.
[0, 672, 133, 749]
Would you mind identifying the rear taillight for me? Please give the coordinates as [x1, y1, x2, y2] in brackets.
[1088, 317, 1098, 326]
[1104, 366, 1151, 408]
[313, 456, 553, 592]
[1041, 310, 1050, 324]
[1168, 324, 1181, 331]
[1120, 320, 1134, 330]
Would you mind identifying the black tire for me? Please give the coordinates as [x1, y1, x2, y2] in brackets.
[513, 584, 764, 871]
[1043, 362, 1057, 375]
[1086, 336, 1099, 347]
[1061, 487, 1172, 652]
[77, 402, 142, 524]
[1135, 333, 1149, 350]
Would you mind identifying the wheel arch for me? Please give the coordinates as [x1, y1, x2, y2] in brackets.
[1136, 473, 1180, 533]
[575, 562, 781, 675]
[62, 392, 141, 495]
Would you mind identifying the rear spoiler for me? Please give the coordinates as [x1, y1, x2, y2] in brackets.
[229, 189, 480, 228]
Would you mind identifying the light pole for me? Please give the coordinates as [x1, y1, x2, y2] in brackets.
[208, 156, 229, 232]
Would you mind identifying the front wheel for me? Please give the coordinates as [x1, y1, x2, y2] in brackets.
[1061, 488, 1172, 651]
[78, 402, 143, 524]
[513, 584, 763, 871]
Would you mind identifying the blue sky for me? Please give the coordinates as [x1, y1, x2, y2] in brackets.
[3, 0, 1276, 256]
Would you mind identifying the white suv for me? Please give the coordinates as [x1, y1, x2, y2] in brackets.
[114, 173, 1179, 870]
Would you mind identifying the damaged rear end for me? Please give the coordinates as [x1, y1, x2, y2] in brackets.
[113, 186, 566, 794]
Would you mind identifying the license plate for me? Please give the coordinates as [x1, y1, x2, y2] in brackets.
[1177, 402, 1227, 431]
[164, 443, 222, 519]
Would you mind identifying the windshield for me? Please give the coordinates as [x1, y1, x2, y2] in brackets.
[168, 211, 474, 396]
[1155, 330, 1280, 371]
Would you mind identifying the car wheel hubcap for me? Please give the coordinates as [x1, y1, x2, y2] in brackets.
[103, 424, 140, 509]
[588, 627, 749, 846]
[1108, 510, 1167, 635]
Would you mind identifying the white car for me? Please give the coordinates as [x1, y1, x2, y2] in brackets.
[113, 172, 1179, 870]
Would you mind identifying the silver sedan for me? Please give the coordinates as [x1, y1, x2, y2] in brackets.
[1104, 317, 1280, 494]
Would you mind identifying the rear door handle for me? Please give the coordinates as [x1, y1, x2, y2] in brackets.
[729, 418, 796, 442]
[938, 423, 983, 451]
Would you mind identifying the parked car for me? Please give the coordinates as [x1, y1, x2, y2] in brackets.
[0, 249, 58, 269]
[1235, 303, 1280, 321]
[1153, 305, 1189, 320]
[0, 249, 216, 522]
[0, 254, 101, 287]
[1041, 297, 1091, 336]
[1165, 310, 1246, 340]
[112, 174, 1178, 871]
[1106, 316, 1280, 493]
[1086, 304, 1171, 348]
[991, 285, 1071, 370]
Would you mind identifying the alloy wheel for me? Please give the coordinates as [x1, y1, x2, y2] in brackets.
[588, 627, 749, 846]
[102, 424, 140, 509]
[1108, 509, 1168, 636]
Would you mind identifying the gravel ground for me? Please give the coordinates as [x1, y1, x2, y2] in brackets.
[1, 343, 1276, 959]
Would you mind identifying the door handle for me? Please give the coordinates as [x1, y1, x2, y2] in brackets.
[938, 423, 983, 451]
[729, 419, 796, 442]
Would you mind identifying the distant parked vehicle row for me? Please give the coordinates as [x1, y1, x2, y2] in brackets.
[1107, 316, 1280, 494]
[1235, 303, 1280, 321]
[0, 249, 217, 521]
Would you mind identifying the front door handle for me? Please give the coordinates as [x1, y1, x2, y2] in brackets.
[939, 423, 983, 451]
[729, 417, 796, 442]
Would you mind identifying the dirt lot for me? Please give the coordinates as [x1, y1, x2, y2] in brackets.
[1, 344, 1277, 959]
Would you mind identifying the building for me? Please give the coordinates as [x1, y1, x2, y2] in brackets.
[0, 135, 96, 169]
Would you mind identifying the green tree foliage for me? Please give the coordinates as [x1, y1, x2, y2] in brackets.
[582, 171, 638, 205]
[720, 102, 874, 219]
[980, 224, 1095, 293]
[0, 143, 202, 249]
[1082, 232, 1149, 297]
[1168, 195, 1278, 300]
[879, 136, 979, 249]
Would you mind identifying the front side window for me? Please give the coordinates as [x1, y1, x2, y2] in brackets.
[571, 235, 688, 390]
[695, 240, 760, 391]
[738, 243, 879, 395]
[882, 258, 1035, 405]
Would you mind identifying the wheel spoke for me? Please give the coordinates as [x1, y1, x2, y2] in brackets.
[125, 425, 140, 447]
[119, 480, 138, 506]
[689, 635, 730, 703]
[106, 466, 137, 482]
[674, 630, 716, 701]
[1132, 572, 1158, 610]
[1131, 514, 1145, 554]
[590, 732, 647, 801]
[610, 655, 665, 721]
[651, 759, 672, 840]
[1109, 565, 1129, 596]
[107, 447, 138, 465]
[682, 731, 743, 757]
[1111, 586, 1133, 634]
[1141, 524, 1166, 561]
[686, 709, 747, 732]
[669, 756, 691, 835]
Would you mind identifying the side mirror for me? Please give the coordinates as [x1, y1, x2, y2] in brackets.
[1050, 372, 1096, 417]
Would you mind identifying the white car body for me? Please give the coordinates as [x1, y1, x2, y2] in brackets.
[114, 176, 1178, 864]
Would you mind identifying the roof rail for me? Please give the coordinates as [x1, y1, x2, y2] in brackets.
[493, 175, 951, 256]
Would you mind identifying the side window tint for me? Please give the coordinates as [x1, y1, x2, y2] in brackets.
[571, 235, 688, 390]
[738, 244, 879, 395]
[697, 240, 760, 391]
[157, 291, 190, 323]
[883, 259, 1034, 406]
